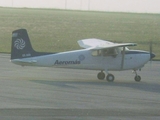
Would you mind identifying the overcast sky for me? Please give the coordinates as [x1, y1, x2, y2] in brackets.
[0, 0, 160, 13]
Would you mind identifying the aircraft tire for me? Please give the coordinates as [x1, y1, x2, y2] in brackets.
[106, 74, 114, 82]
[134, 75, 141, 82]
[97, 72, 105, 80]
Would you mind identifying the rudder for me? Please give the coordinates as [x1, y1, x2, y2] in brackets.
[11, 29, 52, 59]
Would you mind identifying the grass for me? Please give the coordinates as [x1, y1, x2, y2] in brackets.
[0, 7, 160, 60]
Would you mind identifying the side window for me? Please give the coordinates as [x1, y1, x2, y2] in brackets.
[92, 50, 102, 56]
[102, 48, 118, 56]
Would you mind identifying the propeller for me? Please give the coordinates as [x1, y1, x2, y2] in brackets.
[149, 40, 155, 61]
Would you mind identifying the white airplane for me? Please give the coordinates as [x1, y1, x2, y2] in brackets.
[11, 29, 155, 82]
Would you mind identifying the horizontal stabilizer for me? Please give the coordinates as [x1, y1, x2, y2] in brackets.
[11, 59, 37, 64]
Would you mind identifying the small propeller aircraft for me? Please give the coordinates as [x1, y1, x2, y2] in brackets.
[11, 29, 155, 82]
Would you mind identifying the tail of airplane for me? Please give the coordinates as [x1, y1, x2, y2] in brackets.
[11, 29, 51, 60]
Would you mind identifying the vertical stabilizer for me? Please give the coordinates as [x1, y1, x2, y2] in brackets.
[11, 29, 51, 59]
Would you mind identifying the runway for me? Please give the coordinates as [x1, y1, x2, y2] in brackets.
[0, 54, 160, 120]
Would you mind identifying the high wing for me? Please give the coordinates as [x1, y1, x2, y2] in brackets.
[78, 38, 137, 50]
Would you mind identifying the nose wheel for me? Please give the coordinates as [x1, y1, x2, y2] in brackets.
[134, 75, 141, 82]
[133, 70, 141, 82]
[97, 71, 114, 82]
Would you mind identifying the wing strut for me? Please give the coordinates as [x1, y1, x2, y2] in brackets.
[121, 47, 125, 70]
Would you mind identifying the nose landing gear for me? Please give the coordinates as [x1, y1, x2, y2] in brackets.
[135, 75, 141, 82]
[133, 70, 141, 82]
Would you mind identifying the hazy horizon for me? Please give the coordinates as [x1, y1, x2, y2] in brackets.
[0, 0, 160, 13]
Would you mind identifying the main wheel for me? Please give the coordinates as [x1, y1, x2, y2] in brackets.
[97, 72, 105, 80]
[106, 74, 114, 82]
[134, 75, 141, 82]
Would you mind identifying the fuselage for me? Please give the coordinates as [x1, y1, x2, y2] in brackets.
[10, 29, 156, 82]
[11, 48, 152, 72]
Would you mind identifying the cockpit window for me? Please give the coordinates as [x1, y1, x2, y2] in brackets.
[92, 50, 102, 56]
[119, 47, 130, 54]
[92, 48, 120, 57]
[119, 47, 129, 51]
[102, 48, 118, 56]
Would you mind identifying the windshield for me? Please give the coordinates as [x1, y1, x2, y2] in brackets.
[119, 47, 129, 51]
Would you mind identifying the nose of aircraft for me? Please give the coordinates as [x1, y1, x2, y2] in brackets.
[150, 53, 155, 59]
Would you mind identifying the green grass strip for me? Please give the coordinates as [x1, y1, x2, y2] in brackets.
[0, 7, 159, 60]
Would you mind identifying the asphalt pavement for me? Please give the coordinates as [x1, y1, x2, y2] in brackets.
[0, 54, 160, 120]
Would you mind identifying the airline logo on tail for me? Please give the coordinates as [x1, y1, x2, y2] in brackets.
[14, 38, 26, 50]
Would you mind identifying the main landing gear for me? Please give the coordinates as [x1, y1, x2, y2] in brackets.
[97, 70, 141, 82]
[97, 71, 115, 82]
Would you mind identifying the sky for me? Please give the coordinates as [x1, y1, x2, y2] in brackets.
[0, 0, 160, 13]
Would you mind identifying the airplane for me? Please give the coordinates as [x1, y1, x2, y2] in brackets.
[10, 29, 155, 82]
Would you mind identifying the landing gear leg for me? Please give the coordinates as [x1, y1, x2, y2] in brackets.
[133, 70, 141, 82]
[97, 71, 105, 80]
